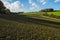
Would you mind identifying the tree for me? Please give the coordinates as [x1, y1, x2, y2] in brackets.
[0, 1, 6, 13]
[0, 1, 10, 14]
[4, 9, 10, 14]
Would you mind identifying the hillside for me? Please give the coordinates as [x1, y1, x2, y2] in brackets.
[0, 14, 60, 40]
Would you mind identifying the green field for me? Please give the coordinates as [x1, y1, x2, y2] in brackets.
[0, 17, 60, 40]
[23, 12, 60, 23]
[47, 12, 60, 16]
[24, 11, 60, 16]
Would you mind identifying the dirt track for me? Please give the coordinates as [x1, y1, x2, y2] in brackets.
[0, 14, 60, 27]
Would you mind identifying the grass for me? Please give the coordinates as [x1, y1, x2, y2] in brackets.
[24, 11, 60, 16]
[0, 17, 60, 40]
[23, 12, 60, 23]
[47, 12, 60, 16]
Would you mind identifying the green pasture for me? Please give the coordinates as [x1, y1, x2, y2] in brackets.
[23, 12, 60, 23]
[24, 11, 60, 16]
[47, 12, 60, 16]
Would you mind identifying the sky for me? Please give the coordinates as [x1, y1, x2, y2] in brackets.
[1, 0, 60, 12]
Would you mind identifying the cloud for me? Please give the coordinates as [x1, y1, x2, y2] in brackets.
[10, 1, 24, 12]
[31, 3, 37, 7]
[42, 2, 46, 5]
[54, 0, 60, 2]
[1, 0, 24, 12]
[37, 0, 46, 5]
[29, 0, 39, 11]
[30, 3, 38, 10]
[29, 0, 32, 4]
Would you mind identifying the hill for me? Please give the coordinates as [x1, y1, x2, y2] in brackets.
[0, 14, 60, 40]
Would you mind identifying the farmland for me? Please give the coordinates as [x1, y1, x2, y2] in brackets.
[47, 12, 60, 16]
[24, 11, 60, 17]
[0, 13, 60, 40]
[23, 11, 60, 22]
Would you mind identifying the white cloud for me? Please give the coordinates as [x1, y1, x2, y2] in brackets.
[10, 1, 24, 12]
[54, 0, 60, 2]
[37, 0, 46, 5]
[42, 2, 46, 5]
[29, 0, 39, 11]
[31, 3, 37, 7]
[29, 0, 32, 4]
[30, 3, 39, 12]
[1, 0, 24, 12]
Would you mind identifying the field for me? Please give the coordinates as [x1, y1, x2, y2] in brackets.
[24, 12, 60, 22]
[0, 13, 60, 40]
[47, 12, 60, 16]
[24, 11, 60, 16]
[0, 18, 60, 40]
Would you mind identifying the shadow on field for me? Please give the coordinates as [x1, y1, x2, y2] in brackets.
[0, 14, 60, 27]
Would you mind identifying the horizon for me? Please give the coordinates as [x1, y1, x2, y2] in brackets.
[1, 0, 60, 12]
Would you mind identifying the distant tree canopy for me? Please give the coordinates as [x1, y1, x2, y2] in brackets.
[0, 1, 10, 14]
[40, 8, 54, 12]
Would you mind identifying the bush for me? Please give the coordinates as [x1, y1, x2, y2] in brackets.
[4, 9, 10, 14]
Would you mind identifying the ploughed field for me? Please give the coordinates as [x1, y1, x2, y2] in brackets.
[0, 14, 60, 40]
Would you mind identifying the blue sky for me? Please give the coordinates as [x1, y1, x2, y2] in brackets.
[1, 0, 60, 12]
